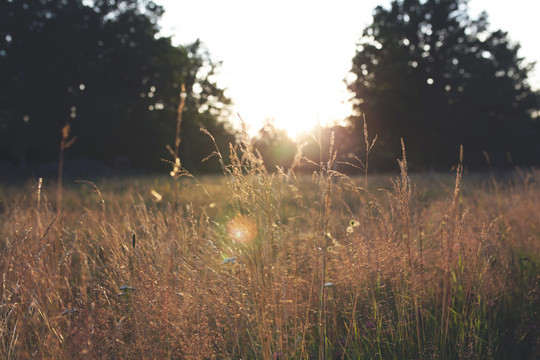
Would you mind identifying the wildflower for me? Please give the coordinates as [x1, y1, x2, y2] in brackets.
[365, 320, 375, 330]
[119, 285, 135, 291]
[349, 219, 360, 227]
[150, 189, 162, 202]
[221, 257, 237, 265]
[346, 226, 354, 234]
[209, 202, 216, 208]
[61, 308, 78, 315]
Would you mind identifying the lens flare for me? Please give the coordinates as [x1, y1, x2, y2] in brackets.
[227, 215, 257, 243]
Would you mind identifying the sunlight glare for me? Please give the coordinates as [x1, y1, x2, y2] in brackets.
[227, 214, 257, 244]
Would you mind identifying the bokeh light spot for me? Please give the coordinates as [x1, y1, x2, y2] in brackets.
[227, 215, 257, 243]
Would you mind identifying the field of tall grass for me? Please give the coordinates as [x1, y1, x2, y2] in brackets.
[1, 131, 539, 359]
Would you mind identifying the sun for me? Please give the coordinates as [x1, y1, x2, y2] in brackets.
[235, 85, 352, 140]
[268, 101, 350, 140]
[275, 117, 317, 139]
[269, 108, 322, 140]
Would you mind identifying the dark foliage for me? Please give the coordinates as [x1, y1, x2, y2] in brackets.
[252, 119, 296, 171]
[347, 0, 540, 170]
[0, 0, 236, 174]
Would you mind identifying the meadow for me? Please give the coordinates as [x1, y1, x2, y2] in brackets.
[0, 136, 539, 359]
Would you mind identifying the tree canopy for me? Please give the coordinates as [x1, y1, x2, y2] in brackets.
[347, 0, 540, 170]
[251, 119, 296, 172]
[0, 0, 235, 174]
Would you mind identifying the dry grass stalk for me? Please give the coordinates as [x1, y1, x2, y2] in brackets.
[0, 130, 539, 359]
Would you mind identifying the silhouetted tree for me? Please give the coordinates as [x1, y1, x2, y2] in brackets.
[0, 0, 235, 173]
[347, 0, 540, 170]
[252, 119, 296, 171]
[299, 125, 364, 174]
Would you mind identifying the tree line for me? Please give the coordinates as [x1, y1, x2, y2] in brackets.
[346, 0, 540, 171]
[0, 0, 234, 174]
[1, 0, 539, 176]
[256, 0, 540, 172]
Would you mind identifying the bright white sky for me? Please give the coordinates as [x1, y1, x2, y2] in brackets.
[155, 0, 540, 137]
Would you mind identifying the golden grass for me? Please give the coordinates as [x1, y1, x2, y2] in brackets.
[1, 140, 539, 358]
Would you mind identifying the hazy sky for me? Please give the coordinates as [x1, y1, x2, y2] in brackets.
[155, 0, 540, 137]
